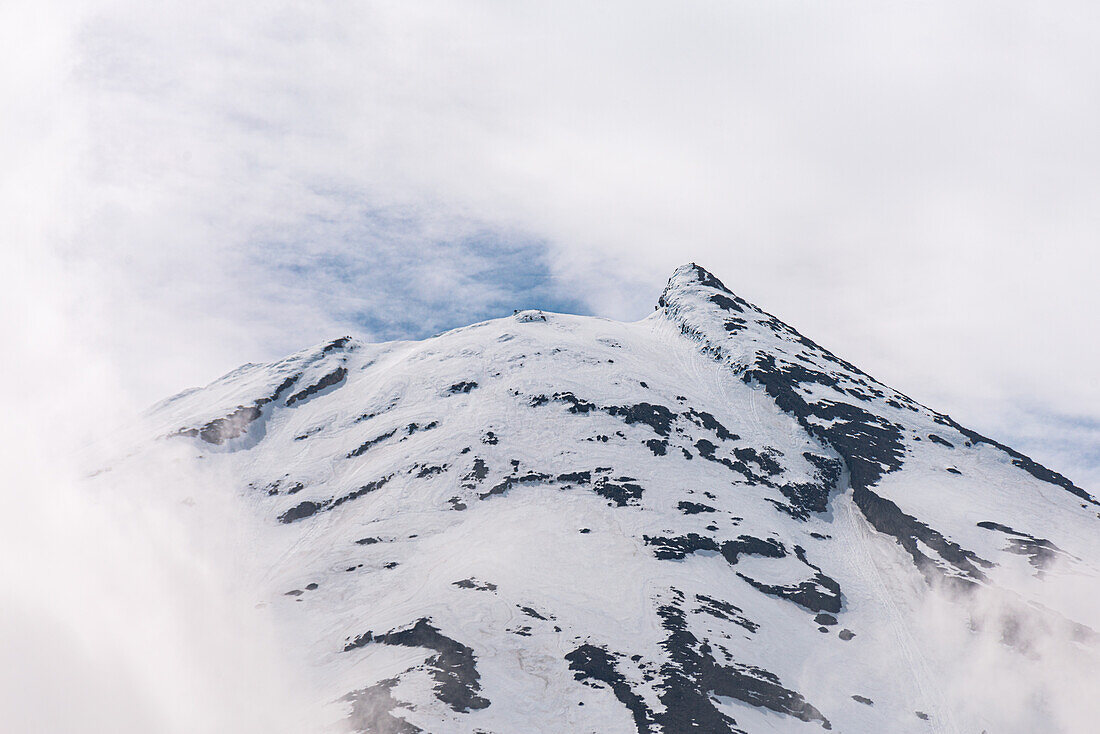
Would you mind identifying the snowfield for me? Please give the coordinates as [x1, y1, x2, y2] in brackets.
[110, 264, 1099, 733]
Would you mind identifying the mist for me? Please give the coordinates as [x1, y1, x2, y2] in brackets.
[915, 560, 1100, 733]
[0, 80, 330, 730]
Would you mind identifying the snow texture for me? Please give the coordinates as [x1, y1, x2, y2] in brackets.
[118, 263, 1098, 733]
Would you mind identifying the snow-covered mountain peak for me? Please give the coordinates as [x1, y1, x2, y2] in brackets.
[657, 262, 857, 376]
[657, 262, 759, 335]
[659, 261, 745, 302]
[115, 263, 1098, 734]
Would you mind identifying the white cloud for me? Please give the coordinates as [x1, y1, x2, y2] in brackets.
[6, 0, 1098, 452]
[35, 2, 1096, 455]
[3, 4, 1099, 728]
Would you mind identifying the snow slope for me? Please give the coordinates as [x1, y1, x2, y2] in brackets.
[118, 264, 1099, 733]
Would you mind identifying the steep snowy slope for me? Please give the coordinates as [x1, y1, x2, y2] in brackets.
[124, 264, 1099, 733]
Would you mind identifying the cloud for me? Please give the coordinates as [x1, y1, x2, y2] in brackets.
[37, 2, 1095, 462]
[6, 3, 1098, 730]
[0, 241, 328, 731]
[0, 439, 329, 734]
[914, 556, 1100, 733]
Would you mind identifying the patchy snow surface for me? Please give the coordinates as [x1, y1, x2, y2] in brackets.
[113, 264, 1098, 733]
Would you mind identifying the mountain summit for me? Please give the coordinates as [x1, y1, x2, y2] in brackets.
[134, 264, 1097, 733]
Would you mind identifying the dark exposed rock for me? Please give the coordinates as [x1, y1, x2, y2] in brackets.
[279, 476, 391, 523]
[286, 366, 347, 407]
[932, 413, 1097, 505]
[683, 263, 735, 294]
[566, 645, 655, 733]
[518, 606, 549, 621]
[550, 392, 597, 414]
[462, 458, 489, 488]
[453, 578, 497, 592]
[736, 546, 842, 614]
[744, 355, 907, 494]
[693, 438, 765, 484]
[736, 572, 841, 615]
[719, 536, 786, 565]
[347, 428, 398, 458]
[693, 594, 759, 634]
[278, 501, 323, 523]
[447, 381, 479, 394]
[654, 599, 832, 730]
[321, 336, 352, 353]
[178, 404, 261, 445]
[643, 533, 787, 571]
[644, 533, 719, 561]
[977, 521, 1072, 572]
[344, 619, 490, 713]
[669, 273, 923, 524]
[606, 403, 677, 436]
[593, 477, 644, 506]
[733, 447, 782, 476]
[682, 409, 739, 441]
[853, 485, 991, 586]
[710, 294, 745, 312]
[177, 373, 302, 445]
[772, 453, 843, 519]
[677, 501, 716, 515]
[532, 392, 679, 438]
[331, 477, 392, 511]
[724, 317, 747, 333]
[479, 472, 550, 500]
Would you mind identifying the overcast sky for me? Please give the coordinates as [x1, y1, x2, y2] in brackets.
[6, 0, 1099, 488]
